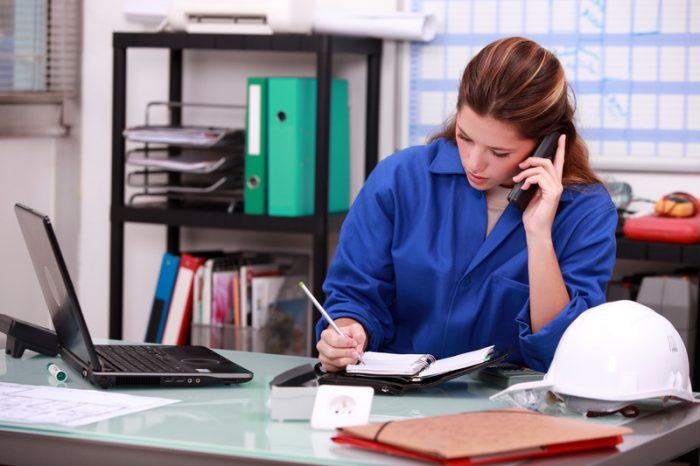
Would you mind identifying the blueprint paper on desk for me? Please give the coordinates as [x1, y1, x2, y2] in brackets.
[0, 382, 179, 427]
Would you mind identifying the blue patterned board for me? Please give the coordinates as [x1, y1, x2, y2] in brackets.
[407, 0, 700, 169]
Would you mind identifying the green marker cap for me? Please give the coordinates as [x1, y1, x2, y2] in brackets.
[47, 362, 68, 382]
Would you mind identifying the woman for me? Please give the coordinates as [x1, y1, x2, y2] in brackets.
[315, 37, 617, 373]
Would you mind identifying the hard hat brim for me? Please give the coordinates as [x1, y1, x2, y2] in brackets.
[492, 379, 700, 405]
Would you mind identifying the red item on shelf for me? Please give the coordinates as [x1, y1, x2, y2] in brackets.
[623, 211, 700, 244]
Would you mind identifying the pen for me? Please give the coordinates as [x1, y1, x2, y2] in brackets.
[47, 362, 68, 382]
[298, 282, 364, 364]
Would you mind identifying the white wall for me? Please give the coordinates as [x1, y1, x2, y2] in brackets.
[0, 117, 81, 333]
[597, 171, 699, 204]
[0, 139, 56, 329]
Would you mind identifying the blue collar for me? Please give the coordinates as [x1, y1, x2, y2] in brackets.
[427, 138, 574, 202]
[428, 139, 465, 175]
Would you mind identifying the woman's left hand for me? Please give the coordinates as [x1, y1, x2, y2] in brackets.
[512, 134, 566, 237]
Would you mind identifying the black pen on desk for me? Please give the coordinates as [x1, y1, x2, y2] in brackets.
[297, 282, 365, 364]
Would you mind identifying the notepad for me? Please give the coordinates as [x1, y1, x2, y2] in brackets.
[345, 345, 494, 379]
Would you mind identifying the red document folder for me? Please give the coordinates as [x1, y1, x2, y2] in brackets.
[333, 434, 624, 465]
[334, 409, 632, 465]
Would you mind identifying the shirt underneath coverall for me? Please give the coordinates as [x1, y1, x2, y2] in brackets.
[315, 137, 617, 371]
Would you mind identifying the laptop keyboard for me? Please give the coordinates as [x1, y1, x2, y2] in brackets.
[96, 345, 188, 373]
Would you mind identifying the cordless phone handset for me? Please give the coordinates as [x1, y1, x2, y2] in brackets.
[507, 132, 561, 211]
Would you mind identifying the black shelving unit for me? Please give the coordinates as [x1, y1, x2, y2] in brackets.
[110, 32, 382, 354]
[616, 235, 700, 385]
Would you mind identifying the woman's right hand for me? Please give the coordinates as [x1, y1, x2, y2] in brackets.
[317, 318, 367, 372]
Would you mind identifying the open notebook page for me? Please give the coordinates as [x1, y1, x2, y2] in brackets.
[418, 345, 494, 378]
[346, 352, 432, 376]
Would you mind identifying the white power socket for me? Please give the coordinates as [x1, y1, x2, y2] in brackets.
[310, 385, 374, 430]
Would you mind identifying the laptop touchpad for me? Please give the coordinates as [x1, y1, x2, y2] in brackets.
[181, 358, 220, 365]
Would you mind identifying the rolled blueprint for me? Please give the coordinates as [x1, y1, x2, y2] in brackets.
[313, 10, 436, 42]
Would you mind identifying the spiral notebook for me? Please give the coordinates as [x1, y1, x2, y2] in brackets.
[346, 345, 494, 379]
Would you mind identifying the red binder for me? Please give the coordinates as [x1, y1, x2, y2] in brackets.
[333, 409, 632, 465]
[162, 253, 206, 345]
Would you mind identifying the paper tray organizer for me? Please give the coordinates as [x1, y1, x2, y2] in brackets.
[123, 101, 246, 212]
[126, 148, 243, 174]
[315, 350, 509, 395]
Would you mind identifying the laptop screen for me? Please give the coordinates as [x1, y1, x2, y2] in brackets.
[15, 204, 101, 371]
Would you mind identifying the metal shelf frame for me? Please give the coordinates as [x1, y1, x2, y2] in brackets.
[110, 32, 382, 352]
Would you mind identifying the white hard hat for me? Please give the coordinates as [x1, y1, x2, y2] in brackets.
[492, 300, 698, 407]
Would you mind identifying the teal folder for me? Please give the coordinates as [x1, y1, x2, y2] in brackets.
[244, 77, 268, 215]
[267, 78, 349, 217]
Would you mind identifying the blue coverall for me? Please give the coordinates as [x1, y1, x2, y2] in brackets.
[315, 137, 617, 371]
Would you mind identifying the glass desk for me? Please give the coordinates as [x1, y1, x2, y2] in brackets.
[1, 346, 699, 466]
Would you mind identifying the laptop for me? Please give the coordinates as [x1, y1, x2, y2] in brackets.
[14, 203, 254, 389]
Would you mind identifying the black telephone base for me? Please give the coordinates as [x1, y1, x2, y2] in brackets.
[0, 314, 59, 358]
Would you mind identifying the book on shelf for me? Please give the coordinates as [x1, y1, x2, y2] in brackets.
[191, 252, 270, 326]
[251, 275, 286, 329]
[192, 262, 206, 332]
[240, 264, 283, 327]
[144, 252, 180, 343]
[199, 259, 215, 326]
[161, 253, 207, 345]
[179, 251, 310, 355]
[252, 273, 309, 356]
[211, 265, 238, 326]
[148, 250, 310, 353]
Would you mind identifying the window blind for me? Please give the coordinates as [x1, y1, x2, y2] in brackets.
[0, 0, 80, 102]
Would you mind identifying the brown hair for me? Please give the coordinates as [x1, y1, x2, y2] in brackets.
[429, 37, 601, 186]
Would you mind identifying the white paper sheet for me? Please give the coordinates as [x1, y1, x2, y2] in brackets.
[0, 382, 179, 427]
[345, 345, 494, 378]
[346, 352, 430, 376]
[419, 345, 494, 378]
